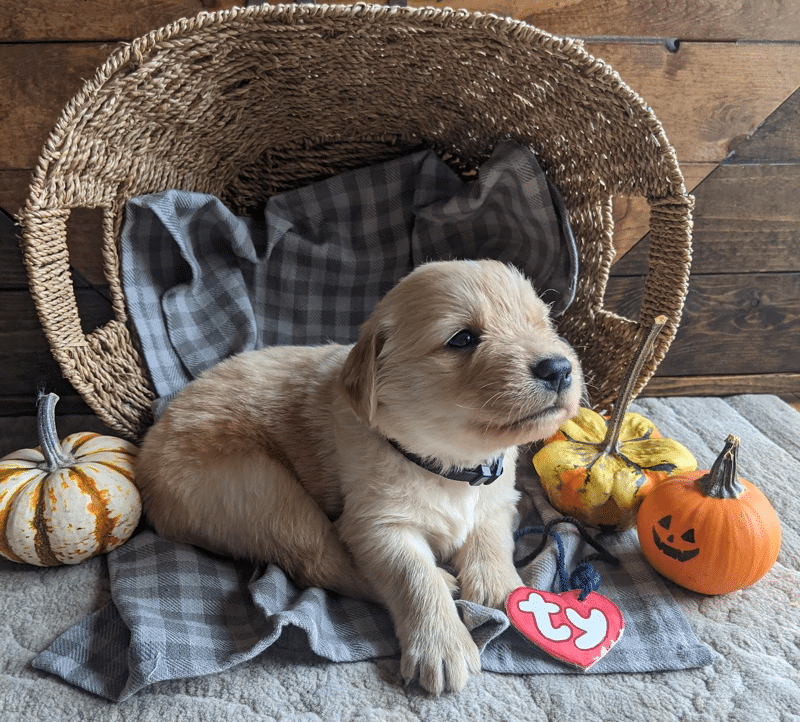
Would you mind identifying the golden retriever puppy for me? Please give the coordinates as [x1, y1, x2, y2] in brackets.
[135, 259, 584, 694]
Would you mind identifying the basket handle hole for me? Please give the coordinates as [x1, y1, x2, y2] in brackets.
[603, 195, 651, 323]
[66, 207, 115, 335]
[611, 195, 650, 267]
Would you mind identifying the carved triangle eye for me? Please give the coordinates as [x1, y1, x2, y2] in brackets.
[658, 515, 672, 530]
[681, 528, 696, 543]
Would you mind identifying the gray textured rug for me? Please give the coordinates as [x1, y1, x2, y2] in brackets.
[1, 395, 799, 721]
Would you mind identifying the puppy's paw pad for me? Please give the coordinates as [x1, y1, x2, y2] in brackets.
[400, 622, 481, 694]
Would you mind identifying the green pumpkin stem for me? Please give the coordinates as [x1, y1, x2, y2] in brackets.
[602, 315, 668, 453]
[697, 435, 746, 499]
[37, 392, 74, 472]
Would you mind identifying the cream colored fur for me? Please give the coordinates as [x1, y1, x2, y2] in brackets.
[135, 259, 584, 695]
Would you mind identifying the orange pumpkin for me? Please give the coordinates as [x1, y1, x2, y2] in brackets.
[637, 435, 782, 595]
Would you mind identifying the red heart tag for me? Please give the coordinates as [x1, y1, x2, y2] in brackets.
[506, 587, 624, 671]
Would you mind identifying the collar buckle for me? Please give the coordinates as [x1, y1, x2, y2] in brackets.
[472, 457, 504, 486]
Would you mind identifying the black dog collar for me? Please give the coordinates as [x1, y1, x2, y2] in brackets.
[387, 438, 504, 486]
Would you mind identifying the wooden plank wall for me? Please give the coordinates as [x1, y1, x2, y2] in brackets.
[0, 1, 242, 416]
[1, 0, 798, 419]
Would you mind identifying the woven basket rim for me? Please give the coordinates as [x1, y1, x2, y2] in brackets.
[19, 2, 693, 439]
[25, 3, 685, 208]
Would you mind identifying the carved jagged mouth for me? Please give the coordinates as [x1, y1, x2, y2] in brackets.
[652, 527, 700, 562]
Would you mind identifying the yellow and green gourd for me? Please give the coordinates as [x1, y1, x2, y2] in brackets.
[533, 316, 697, 531]
[0, 393, 141, 565]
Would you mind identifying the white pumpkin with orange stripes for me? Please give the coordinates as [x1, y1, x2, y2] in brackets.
[0, 393, 141, 566]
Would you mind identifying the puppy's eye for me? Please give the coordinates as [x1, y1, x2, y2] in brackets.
[447, 330, 480, 349]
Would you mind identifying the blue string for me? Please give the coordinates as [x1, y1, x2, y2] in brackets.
[514, 518, 619, 601]
[569, 561, 602, 599]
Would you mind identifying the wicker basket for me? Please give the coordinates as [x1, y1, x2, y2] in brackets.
[19, 3, 692, 441]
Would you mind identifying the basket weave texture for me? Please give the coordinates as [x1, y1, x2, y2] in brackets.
[19, 3, 692, 441]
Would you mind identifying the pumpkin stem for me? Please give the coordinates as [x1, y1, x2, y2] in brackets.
[37, 392, 74, 472]
[697, 434, 746, 499]
[602, 315, 667, 453]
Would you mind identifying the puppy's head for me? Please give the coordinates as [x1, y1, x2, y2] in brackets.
[340, 260, 584, 466]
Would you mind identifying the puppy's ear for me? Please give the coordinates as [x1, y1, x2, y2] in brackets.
[340, 319, 386, 427]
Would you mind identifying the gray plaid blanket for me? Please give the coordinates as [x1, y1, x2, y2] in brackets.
[32, 142, 714, 700]
[33, 474, 714, 702]
[119, 141, 578, 412]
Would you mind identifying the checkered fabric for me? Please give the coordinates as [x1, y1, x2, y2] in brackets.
[32, 143, 714, 700]
[33, 464, 715, 702]
[118, 141, 578, 409]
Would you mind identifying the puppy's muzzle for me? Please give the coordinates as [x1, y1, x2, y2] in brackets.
[532, 356, 573, 394]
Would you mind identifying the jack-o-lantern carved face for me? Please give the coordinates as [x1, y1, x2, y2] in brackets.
[651, 515, 699, 562]
[637, 436, 781, 595]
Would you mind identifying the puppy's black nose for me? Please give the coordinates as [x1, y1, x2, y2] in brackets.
[532, 356, 573, 394]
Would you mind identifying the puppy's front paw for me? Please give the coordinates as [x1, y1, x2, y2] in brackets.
[437, 567, 460, 598]
[460, 565, 524, 609]
[399, 615, 481, 695]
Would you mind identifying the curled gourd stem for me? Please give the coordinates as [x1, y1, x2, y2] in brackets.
[697, 434, 746, 499]
[37, 392, 74, 472]
[601, 315, 668, 453]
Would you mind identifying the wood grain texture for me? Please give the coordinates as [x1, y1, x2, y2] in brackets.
[612, 161, 800, 276]
[0, 396, 94, 419]
[727, 87, 800, 164]
[0, 43, 116, 171]
[689, 164, 800, 274]
[0, 414, 115, 457]
[643, 374, 800, 398]
[0, 170, 32, 215]
[605, 273, 800, 376]
[583, 42, 800, 164]
[406, 0, 800, 42]
[0, 204, 26, 290]
[612, 86, 800, 274]
[779, 393, 800, 413]
[0, 0, 240, 42]
[0, 291, 113, 401]
[10, 0, 797, 45]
